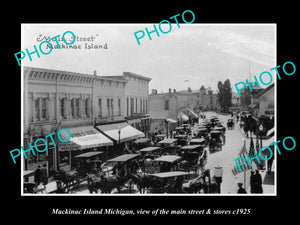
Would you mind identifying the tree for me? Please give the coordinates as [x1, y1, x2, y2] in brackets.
[217, 79, 232, 112]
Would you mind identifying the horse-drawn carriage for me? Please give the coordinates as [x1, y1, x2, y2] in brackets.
[138, 147, 161, 160]
[174, 134, 189, 146]
[182, 169, 217, 193]
[133, 138, 152, 150]
[53, 151, 104, 193]
[227, 119, 235, 130]
[147, 171, 189, 193]
[153, 134, 166, 145]
[209, 131, 223, 152]
[158, 138, 180, 155]
[87, 154, 140, 193]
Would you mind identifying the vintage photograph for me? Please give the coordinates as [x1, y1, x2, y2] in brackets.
[21, 23, 276, 195]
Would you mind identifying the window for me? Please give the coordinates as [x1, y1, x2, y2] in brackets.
[111, 98, 114, 117]
[71, 98, 80, 118]
[60, 98, 66, 119]
[98, 98, 102, 117]
[85, 99, 90, 117]
[140, 99, 142, 113]
[35, 99, 40, 120]
[135, 98, 138, 113]
[127, 98, 129, 116]
[107, 99, 110, 117]
[130, 98, 134, 116]
[164, 100, 169, 110]
[34, 98, 48, 121]
[118, 98, 121, 116]
[41, 98, 47, 119]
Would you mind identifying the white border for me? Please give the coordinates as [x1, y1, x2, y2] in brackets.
[21, 23, 277, 196]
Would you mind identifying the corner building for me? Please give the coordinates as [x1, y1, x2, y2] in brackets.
[23, 67, 151, 180]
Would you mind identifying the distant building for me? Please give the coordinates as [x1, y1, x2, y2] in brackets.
[231, 92, 241, 106]
[148, 86, 220, 133]
[251, 83, 274, 119]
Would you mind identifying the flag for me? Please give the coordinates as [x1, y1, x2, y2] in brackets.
[232, 140, 252, 176]
[248, 137, 256, 162]
[256, 137, 260, 152]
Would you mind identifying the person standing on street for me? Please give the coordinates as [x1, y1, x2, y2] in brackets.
[34, 165, 42, 187]
[250, 171, 255, 193]
[254, 170, 263, 193]
[237, 183, 247, 193]
[41, 164, 48, 187]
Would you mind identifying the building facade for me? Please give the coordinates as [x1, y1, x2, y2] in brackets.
[23, 67, 151, 177]
[148, 86, 219, 133]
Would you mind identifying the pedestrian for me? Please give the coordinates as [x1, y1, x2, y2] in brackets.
[41, 164, 48, 186]
[34, 165, 42, 187]
[203, 176, 211, 193]
[237, 183, 247, 194]
[250, 171, 255, 193]
[254, 170, 263, 193]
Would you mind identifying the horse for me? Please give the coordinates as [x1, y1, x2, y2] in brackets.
[87, 173, 124, 194]
[130, 173, 153, 194]
[53, 169, 80, 192]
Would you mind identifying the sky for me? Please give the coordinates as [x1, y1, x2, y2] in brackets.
[21, 24, 276, 93]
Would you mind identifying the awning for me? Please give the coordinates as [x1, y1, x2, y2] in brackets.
[264, 136, 274, 147]
[267, 127, 274, 136]
[158, 138, 177, 145]
[150, 171, 188, 178]
[153, 155, 181, 163]
[58, 126, 113, 150]
[107, 154, 139, 163]
[177, 112, 189, 121]
[96, 122, 144, 143]
[75, 151, 103, 158]
[138, 147, 161, 153]
[166, 118, 177, 123]
[186, 108, 199, 119]
[134, 138, 151, 144]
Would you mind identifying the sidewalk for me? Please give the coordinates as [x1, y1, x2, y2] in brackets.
[236, 121, 275, 195]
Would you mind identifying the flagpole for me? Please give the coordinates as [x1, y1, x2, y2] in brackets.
[243, 139, 246, 190]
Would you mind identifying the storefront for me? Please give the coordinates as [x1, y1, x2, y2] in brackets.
[57, 126, 113, 171]
[23, 124, 56, 179]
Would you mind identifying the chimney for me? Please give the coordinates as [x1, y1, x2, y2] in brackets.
[173, 89, 176, 93]
[169, 88, 171, 93]
[93, 70, 97, 76]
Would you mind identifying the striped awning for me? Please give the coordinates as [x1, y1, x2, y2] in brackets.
[58, 126, 113, 150]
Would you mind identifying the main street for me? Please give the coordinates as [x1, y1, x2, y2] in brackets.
[203, 111, 251, 194]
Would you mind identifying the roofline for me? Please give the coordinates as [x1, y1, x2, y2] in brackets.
[23, 66, 128, 83]
[123, 72, 152, 81]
